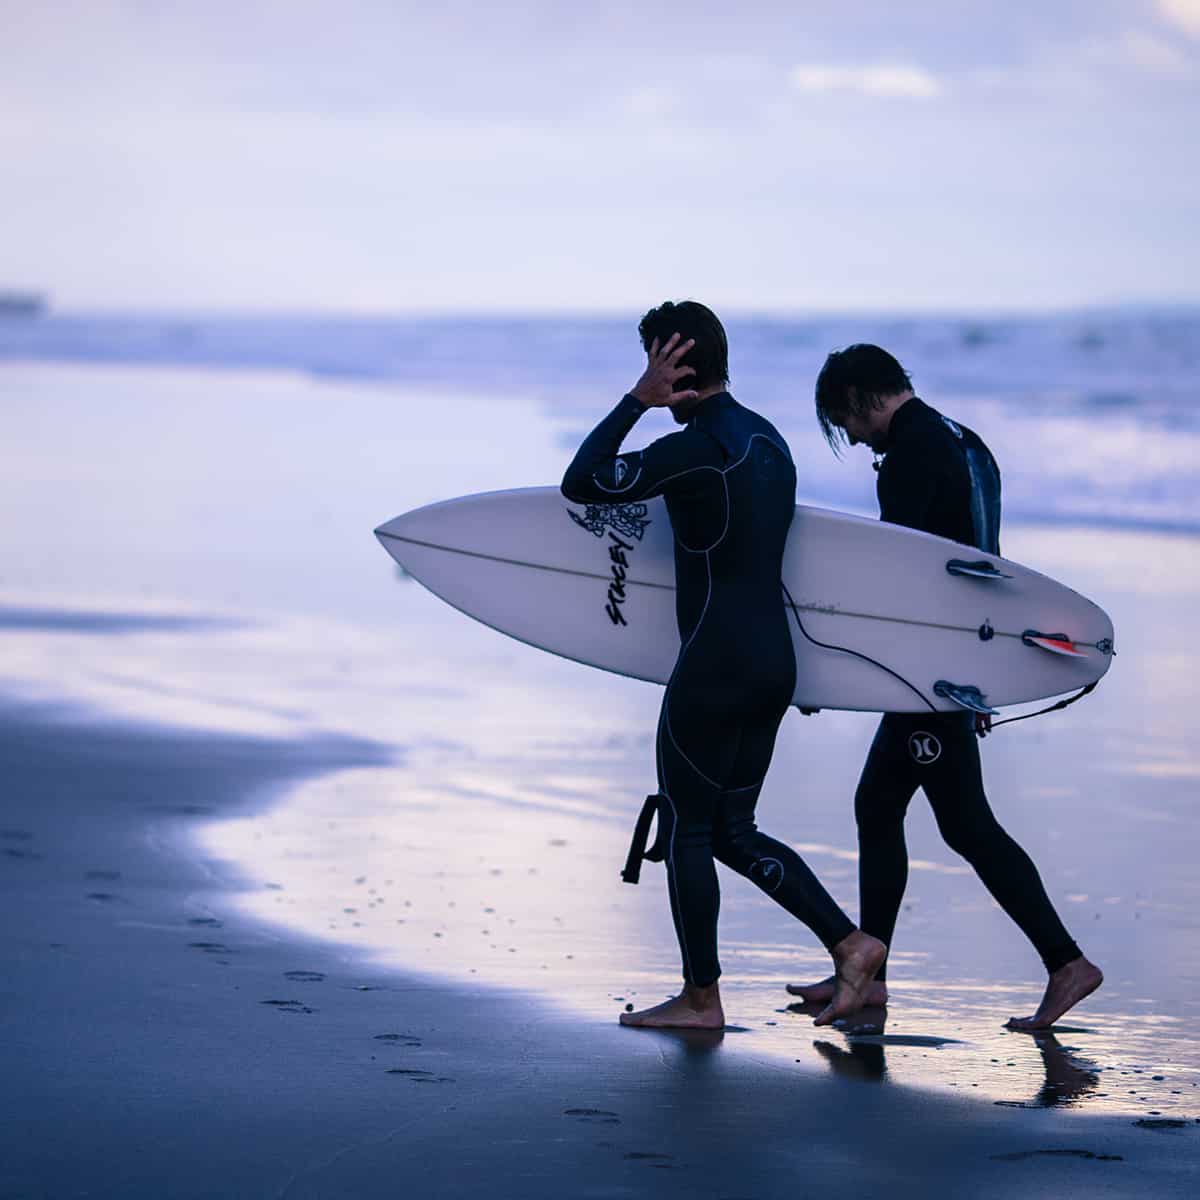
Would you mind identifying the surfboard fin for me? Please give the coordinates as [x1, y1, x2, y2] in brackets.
[1021, 630, 1090, 658]
[945, 559, 1012, 580]
[933, 680, 998, 715]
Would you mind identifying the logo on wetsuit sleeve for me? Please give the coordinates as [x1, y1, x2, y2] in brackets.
[749, 857, 785, 893]
[908, 732, 942, 764]
[565, 503, 652, 628]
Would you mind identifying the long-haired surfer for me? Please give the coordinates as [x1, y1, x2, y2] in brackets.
[561, 302, 885, 1029]
[788, 344, 1103, 1031]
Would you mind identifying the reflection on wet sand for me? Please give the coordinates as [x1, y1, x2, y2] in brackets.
[797, 997, 1103, 1107]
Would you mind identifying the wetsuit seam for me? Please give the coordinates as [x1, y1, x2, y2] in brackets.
[656, 702, 695, 984]
[601, 462, 721, 503]
[666, 713, 724, 791]
[589, 465, 644, 494]
[690, 431, 788, 554]
[663, 550, 724, 790]
[724, 780, 764, 794]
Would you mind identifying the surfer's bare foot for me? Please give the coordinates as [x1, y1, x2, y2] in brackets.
[1005, 957, 1103, 1031]
[814, 932, 888, 1027]
[786, 973, 888, 1007]
[619, 981, 724, 1030]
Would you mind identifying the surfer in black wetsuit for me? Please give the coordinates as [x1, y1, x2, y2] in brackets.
[788, 344, 1102, 1030]
[562, 302, 885, 1029]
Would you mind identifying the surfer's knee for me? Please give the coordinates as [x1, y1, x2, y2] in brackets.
[854, 782, 904, 839]
[935, 809, 1003, 861]
[661, 793, 716, 855]
[712, 811, 757, 867]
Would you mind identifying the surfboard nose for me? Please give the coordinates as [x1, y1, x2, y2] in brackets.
[373, 514, 408, 544]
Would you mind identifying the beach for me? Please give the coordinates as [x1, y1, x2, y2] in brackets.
[2, 334, 1199, 1196]
[4, 699, 1198, 1199]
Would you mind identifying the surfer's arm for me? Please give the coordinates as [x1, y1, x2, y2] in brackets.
[561, 396, 710, 503]
[876, 446, 939, 533]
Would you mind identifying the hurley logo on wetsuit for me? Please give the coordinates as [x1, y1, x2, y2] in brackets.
[908, 732, 943, 764]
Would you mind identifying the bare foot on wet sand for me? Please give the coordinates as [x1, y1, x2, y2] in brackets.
[814, 932, 888, 1027]
[619, 982, 724, 1030]
[786, 974, 888, 1007]
[1005, 957, 1103, 1031]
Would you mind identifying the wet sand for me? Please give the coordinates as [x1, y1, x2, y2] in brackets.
[3, 699, 1198, 1199]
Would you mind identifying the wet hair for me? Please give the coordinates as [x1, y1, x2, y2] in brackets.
[814, 343, 913, 450]
[638, 300, 729, 392]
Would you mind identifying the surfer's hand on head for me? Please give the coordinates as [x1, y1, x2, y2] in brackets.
[631, 333, 699, 408]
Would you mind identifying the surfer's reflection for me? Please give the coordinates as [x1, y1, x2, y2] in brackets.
[792, 1002, 1099, 1106]
[1020, 1030, 1101, 1107]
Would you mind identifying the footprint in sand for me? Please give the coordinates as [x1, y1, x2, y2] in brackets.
[374, 1033, 422, 1047]
[188, 941, 231, 954]
[283, 970, 326, 982]
[992, 1149, 1123, 1162]
[564, 1109, 621, 1126]
[387, 1070, 455, 1083]
[86, 892, 122, 902]
[5, 847, 46, 860]
[188, 917, 223, 928]
[623, 1152, 674, 1168]
[1134, 1118, 1191, 1130]
[260, 1000, 316, 1014]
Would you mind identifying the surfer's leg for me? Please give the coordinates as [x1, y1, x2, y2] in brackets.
[712, 779, 855, 953]
[854, 716, 920, 985]
[621, 706, 726, 1030]
[786, 717, 909, 1005]
[921, 717, 1100, 1024]
[713, 697, 855, 950]
[713, 703, 884, 1024]
[659, 693, 727, 983]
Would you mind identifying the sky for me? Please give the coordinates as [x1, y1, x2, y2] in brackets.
[2, 1, 1199, 313]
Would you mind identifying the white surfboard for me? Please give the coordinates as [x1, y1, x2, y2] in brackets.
[374, 488, 1115, 714]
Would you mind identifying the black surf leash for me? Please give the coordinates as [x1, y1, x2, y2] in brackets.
[986, 681, 1098, 729]
[781, 581, 938, 712]
[780, 581, 1100, 732]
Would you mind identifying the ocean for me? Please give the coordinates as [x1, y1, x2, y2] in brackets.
[3, 308, 1199, 533]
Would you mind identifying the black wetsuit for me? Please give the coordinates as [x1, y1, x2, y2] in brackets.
[563, 392, 854, 986]
[859, 397, 1081, 979]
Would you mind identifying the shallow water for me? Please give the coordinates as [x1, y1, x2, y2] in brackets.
[2, 350, 1198, 1119]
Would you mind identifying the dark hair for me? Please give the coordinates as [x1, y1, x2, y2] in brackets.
[638, 300, 729, 392]
[814, 343, 913, 450]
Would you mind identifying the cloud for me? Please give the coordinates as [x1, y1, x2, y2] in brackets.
[789, 64, 943, 99]
[1120, 30, 1192, 75]
[1159, 0, 1200, 38]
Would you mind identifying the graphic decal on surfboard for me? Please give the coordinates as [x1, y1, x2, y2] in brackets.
[566, 502, 652, 541]
[565, 503, 654, 628]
